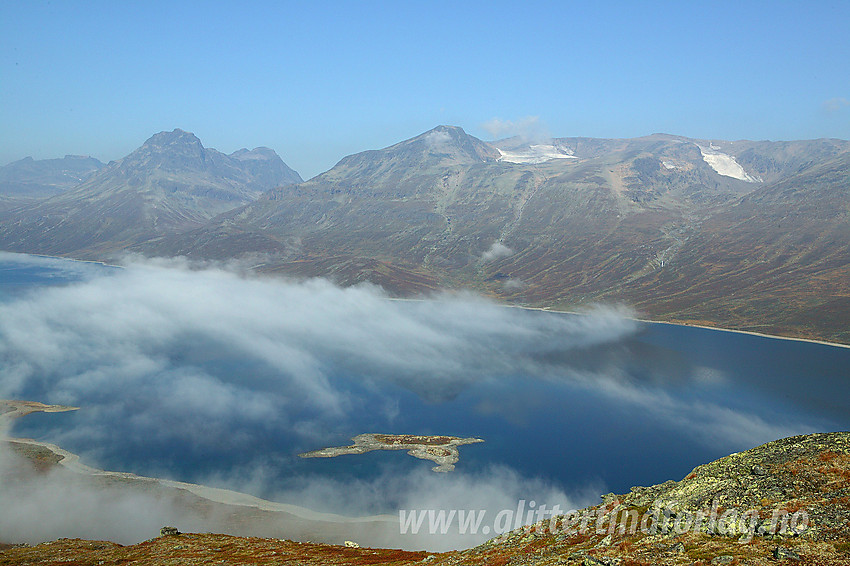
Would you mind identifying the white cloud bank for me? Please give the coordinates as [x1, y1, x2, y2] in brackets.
[0, 257, 815, 457]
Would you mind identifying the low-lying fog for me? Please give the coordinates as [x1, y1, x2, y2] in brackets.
[1, 254, 847, 548]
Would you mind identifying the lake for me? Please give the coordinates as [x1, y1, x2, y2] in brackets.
[1, 251, 848, 519]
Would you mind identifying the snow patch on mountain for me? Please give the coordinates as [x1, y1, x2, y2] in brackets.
[496, 144, 577, 164]
[697, 145, 762, 183]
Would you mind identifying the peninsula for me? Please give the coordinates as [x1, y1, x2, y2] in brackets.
[0, 399, 79, 427]
[298, 433, 484, 472]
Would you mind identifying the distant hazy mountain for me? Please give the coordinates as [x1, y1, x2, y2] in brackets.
[0, 155, 104, 202]
[0, 129, 301, 257]
[230, 146, 302, 188]
[2, 125, 849, 342]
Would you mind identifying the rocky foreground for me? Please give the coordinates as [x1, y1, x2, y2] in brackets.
[2, 432, 849, 565]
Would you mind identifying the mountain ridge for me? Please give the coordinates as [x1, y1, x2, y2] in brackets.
[184, 128, 850, 342]
[1, 126, 849, 342]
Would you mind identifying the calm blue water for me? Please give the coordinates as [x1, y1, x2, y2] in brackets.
[2, 252, 848, 513]
[0, 254, 108, 299]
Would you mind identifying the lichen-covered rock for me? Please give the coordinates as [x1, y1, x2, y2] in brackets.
[667, 541, 685, 553]
[773, 545, 802, 560]
[615, 432, 850, 541]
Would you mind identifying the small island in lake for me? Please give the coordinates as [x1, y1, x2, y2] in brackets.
[298, 433, 484, 472]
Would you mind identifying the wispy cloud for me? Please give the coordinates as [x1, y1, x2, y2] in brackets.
[481, 116, 550, 142]
[203, 462, 599, 551]
[424, 129, 452, 147]
[0, 259, 639, 412]
[822, 97, 850, 113]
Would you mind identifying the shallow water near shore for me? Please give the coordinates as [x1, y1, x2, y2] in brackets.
[2, 252, 849, 518]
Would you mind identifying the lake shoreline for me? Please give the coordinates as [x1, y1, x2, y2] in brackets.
[0, 400, 397, 527]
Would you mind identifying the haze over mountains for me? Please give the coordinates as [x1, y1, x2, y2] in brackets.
[1, 126, 848, 342]
[0, 155, 105, 210]
[0, 130, 301, 256]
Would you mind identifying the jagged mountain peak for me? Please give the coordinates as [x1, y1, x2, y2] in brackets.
[404, 124, 471, 145]
[0, 130, 303, 255]
[117, 129, 215, 175]
[118, 133, 302, 185]
[142, 128, 203, 147]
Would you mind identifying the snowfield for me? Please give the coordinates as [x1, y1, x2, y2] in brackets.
[697, 145, 762, 183]
[496, 144, 578, 164]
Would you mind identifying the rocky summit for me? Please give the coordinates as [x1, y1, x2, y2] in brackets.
[2, 432, 848, 565]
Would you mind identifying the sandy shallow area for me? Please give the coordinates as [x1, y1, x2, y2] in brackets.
[0, 400, 430, 548]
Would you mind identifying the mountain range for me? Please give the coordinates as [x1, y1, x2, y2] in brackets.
[0, 155, 104, 210]
[1, 126, 848, 342]
[0, 130, 301, 256]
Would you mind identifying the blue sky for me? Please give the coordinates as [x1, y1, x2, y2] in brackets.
[2, 1, 848, 179]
